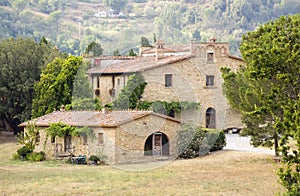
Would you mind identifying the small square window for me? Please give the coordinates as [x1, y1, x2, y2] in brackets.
[206, 75, 214, 86]
[98, 133, 104, 145]
[165, 74, 172, 87]
[207, 52, 214, 62]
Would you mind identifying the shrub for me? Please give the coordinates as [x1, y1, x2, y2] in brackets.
[177, 124, 226, 159]
[27, 151, 46, 162]
[16, 146, 32, 160]
[88, 155, 100, 162]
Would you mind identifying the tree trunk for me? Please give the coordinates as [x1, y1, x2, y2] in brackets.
[274, 131, 279, 157]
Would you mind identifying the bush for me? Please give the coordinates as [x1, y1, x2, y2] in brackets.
[27, 151, 46, 162]
[16, 146, 32, 160]
[177, 124, 226, 159]
[14, 146, 46, 161]
[88, 155, 100, 162]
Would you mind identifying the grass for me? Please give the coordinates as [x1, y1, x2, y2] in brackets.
[0, 131, 284, 195]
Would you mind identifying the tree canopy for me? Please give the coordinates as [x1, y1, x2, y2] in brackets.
[32, 56, 82, 118]
[0, 37, 62, 132]
[85, 42, 103, 57]
[222, 14, 300, 194]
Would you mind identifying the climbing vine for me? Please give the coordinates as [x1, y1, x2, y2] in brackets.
[45, 122, 95, 142]
[45, 122, 77, 138]
[137, 100, 199, 116]
[110, 73, 200, 114]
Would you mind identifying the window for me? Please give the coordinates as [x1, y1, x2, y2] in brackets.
[165, 74, 172, 87]
[207, 52, 214, 62]
[98, 133, 104, 145]
[82, 135, 87, 145]
[51, 136, 55, 143]
[206, 75, 214, 86]
[35, 132, 40, 144]
[117, 78, 120, 85]
[96, 76, 100, 88]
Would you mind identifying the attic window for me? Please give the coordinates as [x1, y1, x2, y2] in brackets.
[207, 52, 214, 62]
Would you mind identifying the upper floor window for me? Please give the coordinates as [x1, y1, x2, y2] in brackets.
[165, 74, 172, 87]
[207, 52, 214, 62]
[206, 75, 214, 86]
[98, 133, 104, 145]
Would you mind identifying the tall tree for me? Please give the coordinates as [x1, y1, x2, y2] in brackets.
[112, 73, 146, 110]
[140, 36, 152, 47]
[0, 37, 61, 132]
[223, 14, 300, 194]
[85, 42, 103, 57]
[32, 56, 82, 118]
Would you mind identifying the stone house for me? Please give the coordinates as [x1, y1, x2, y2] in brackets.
[86, 38, 245, 130]
[19, 110, 181, 164]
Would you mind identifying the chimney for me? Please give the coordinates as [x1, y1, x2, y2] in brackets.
[155, 40, 165, 60]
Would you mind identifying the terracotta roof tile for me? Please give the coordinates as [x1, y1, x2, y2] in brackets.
[19, 110, 180, 127]
[87, 55, 192, 74]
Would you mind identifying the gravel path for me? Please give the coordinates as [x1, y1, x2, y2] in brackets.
[224, 134, 275, 155]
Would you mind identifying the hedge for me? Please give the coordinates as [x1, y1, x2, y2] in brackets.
[177, 123, 226, 159]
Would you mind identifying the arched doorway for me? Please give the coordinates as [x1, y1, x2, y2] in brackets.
[144, 132, 169, 156]
[206, 108, 216, 128]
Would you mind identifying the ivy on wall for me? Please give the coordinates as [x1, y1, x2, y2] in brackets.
[110, 73, 200, 115]
[137, 100, 200, 116]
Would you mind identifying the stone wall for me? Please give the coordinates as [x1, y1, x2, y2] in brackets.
[114, 114, 181, 164]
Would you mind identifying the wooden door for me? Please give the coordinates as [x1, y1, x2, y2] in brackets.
[152, 133, 162, 156]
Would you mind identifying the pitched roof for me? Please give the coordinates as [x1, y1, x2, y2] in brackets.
[19, 110, 180, 128]
[86, 55, 192, 74]
[141, 44, 191, 54]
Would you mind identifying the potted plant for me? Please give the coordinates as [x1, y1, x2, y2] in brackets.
[88, 155, 100, 165]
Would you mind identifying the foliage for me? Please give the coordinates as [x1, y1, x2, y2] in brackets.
[137, 100, 199, 116]
[66, 59, 101, 111]
[177, 123, 226, 159]
[102, 0, 127, 12]
[222, 14, 300, 194]
[221, 67, 279, 153]
[128, 49, 137, 56]
[16, 146, 32, 160]
[85, 42, 103, 56]
[27, 151, 46, 162]
[113, 49, 121, 56]
[0, 0, 300, 56]
[32, 56, 82, 118]
[45, 122, 77, 139]
[88, 155, 100, 161]
[17, 122, 40, 153]
[0, 37, 62, 132]
[77, 126, 96, 141]
[140, 36, 152, 47]
[112, 73, 147, 110]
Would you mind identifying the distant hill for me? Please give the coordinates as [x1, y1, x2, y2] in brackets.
[0, 0, 300, 56]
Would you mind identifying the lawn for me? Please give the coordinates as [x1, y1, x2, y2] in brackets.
[0, 132, 283, 195]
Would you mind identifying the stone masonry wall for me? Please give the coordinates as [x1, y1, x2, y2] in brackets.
[114, 115, 181, 164]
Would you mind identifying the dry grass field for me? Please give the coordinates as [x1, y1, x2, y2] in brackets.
[0, 132, 284, 195]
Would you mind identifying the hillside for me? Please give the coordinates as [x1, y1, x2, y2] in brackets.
[0, 0, 300, 56]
